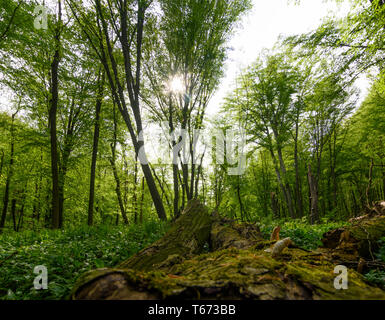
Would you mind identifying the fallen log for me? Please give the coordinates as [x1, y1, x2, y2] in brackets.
[321, 215, 385, 260]
[71, 201, 385, 300]
[118, 200, 212, 271]
[210, 213, 265, 250]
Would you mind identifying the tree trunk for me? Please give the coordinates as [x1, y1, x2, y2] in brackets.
[269, 147, 295, 219]
[88, 72, 104, 226]
[150, 165, 171, 212]
[133, 158, 138, 224]
[110, 161, 128, 225]
[139, 177, 145, 224]
[366, 159, 374, 207]
[0, 149, 4, 179]
[93, 0, 167, 222]
[308, 164, 319, 224]
[11, 198, 16, 231]
[236, 176, 246, 221]
[172, 164, 179, 218]
[294, 121, 303, 218]
[271, 191, 279, 219]
[0, 110, 18, 233]
[49, 3, 62, 229]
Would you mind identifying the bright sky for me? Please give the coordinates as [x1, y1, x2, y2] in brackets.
[207, 0, 370, 116]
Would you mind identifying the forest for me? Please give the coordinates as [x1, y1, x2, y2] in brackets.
[0, 0, 384, 301]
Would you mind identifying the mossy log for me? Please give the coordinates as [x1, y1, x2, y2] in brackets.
[71, 201, 385, 300]
[210, 213, 265, 250]
[118, 200, 212, 271]
[321, 215, 385, 261]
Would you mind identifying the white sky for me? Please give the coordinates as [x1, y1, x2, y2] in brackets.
[207, 0, 370, 116]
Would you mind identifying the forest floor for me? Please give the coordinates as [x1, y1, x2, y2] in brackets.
[1, 213, 384, 300]
[0, 222, 168, 300]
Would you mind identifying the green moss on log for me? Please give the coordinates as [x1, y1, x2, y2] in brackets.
[71, 204, 385, 300]
[210, 215, 264, 250]
[322, 216, 385, 259]
[118, 200, 212, 271]
[72, 246, 385, 300]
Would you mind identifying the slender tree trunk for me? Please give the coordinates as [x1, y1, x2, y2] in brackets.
[133, 157, 138, 224]
[0, 110, 18, 233]
[111, 162, 128, 223]
[16, 187, 26, 232]
[328, 132, 338, 211]
[11, 198, 16, 231]
[172, 163, 179, 218]
[150, 165, 171, 211]
[139, 177, 145, 224]
[49, 2, 62, 229]
[308, 164, 319, 224]
[382, 170, 385, 200]
[109, 139, 129, 225]
[237, 176, 246, 221]
[88, 72, 104, 226]
[271, 192, 279, 219]
[168, 97, 180, 218]
[277, 152, 295, 219]
[366, 158, 374, 207]
[182, 163, 190, 202]
[269, 147, 294, 219]
[58, 159, 69, 229]
[0, 150, 4, 178]
[294, 121, 303, 218]
[194, 151, 205, 199]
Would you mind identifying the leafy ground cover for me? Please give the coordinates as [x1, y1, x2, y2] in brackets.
[0, 221, 169, 300]
[259, 219, 348, 250]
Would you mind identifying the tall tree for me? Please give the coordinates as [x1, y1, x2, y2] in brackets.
[0, 108, 19, 232]
[67, 0, 168, 220]
[87, 70, 105, 226]
[143, 0, 251, 216]
[225, 53, 301, 219]
[49, 0, 63, 229]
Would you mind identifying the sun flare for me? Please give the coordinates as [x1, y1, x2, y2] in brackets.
[168, 75, 185, 94]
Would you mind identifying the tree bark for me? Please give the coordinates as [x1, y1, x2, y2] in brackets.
[88, 72, 104, 226]
[11, 198, 16, 231]
[366, 159, 374, 207]
[139, 177, 145, 224]
[271, 191, 279, 219]
[294, 119, 304, 218]
[0, 149, 4, 179]
[0, 110, 18, 233]
[49, 1, 62, 229]
[308, 164, 319, 224]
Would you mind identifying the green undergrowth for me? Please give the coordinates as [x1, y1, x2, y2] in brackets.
[0, 221, 169, 300]
[364, 237, 385, 288]
[258, 218, 348, 250]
